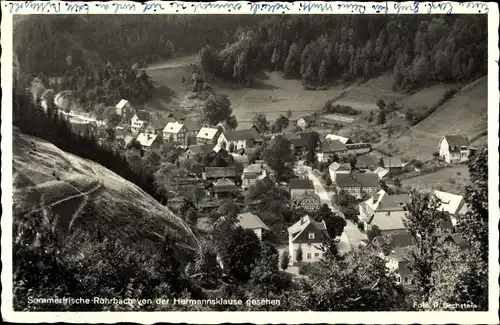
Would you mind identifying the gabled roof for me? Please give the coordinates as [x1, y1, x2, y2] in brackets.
[365, 190, 410, 212]
[433, 190, 465, 216]
[297, 115, 315, 123]
[115, 126, 130, 137]
[204, 166, 241, 178]
[196, 127, 219, 140]
[382, 157, 404, 168]
[442, 135, 471, 149]
[166, 111, 186, 121]
[322, 140, 347, 153]
[336, 172, 379, 188]
[222, 129, 262, 142]
[123, 135, 135, 146]
[287, 215, 327, 242]
[187, 144, 215, 155]
[149, 118, 169, 130]
[116, 99, 129, 109]
[136, 133, 158, 147]
[372, 232, 415, 249]
[325, 134, 349, 144]
[329, 162, 352, 172]
[231, 153, 250, 164]
[135, 110, 151, 122]
[243, 162, 275, 176]
[183, 119, 200, 132]
[163, 122, 185, 134]
[237, 212, 270, 231]
[374, 166, 389, 179]
[213, 178, 237, 192]
[289, 178, 314, 190]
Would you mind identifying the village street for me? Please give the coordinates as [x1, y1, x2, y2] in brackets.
[296, 161, 366, 253]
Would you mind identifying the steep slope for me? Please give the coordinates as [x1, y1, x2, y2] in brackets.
[376, 76, 488, 160]
[13, 130, 199, 253]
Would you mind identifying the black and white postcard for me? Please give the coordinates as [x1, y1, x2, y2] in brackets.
[1, 1, 499, 324]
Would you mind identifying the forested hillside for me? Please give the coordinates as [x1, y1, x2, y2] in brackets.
[14, 15, 261, 75]
[199, 15, 487, 91]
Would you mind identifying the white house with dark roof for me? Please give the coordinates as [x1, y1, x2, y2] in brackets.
[136, 133, 160, 150]
[329, 162, 352, 183]
[317, 140, 348, 162]
[163, 122, 188, 145]
[237, 212, 270, 241]
[131, 110, 151, 134]
[358, 189, 410, 235]
[287, 215, 328, 265]
[438, 135, 471, 164]
[196, 127, 221, 145]
[335, 172, 380, 199]
[217, 129, 263, 152]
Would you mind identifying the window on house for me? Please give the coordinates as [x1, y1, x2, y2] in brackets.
[386, 211, 391, 216]
[314, 253, 320, 257]
[307, 243, 312, 247]
[308, 233, 315, 240]
[307, 253, 312, 259]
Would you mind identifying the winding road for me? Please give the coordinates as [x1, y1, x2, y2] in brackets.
[297, 161, 366, 254]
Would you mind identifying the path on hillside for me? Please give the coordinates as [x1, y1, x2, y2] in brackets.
[141, 55, 199, 71]
[28, 164, 103, 234]
[66, 166, 102, 234]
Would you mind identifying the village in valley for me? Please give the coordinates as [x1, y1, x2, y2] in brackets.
[12, 14, 489, 312]
[52, 69, 479, 283]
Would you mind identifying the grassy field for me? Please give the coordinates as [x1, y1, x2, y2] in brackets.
[13, 131, 199, 251]
[376, 76, 488, 161]
[401, 165, 470, 195]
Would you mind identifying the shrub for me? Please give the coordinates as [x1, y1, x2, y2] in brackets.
[448, 178, 457, 184]
[322, 100, 360, 116]
[280, 251, 290, 270]
[432, 151, 440, 157]
[456, 171, 462, 176]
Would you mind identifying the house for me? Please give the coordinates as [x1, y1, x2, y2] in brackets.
[359, 190, 410, 235]
[114, 126, 131, 140]
[381, 157, 405, 176]
[433, 190, 468, 230]
[131, 110, 151, 134]
[287, 215, 328, 265]
[236, 123, 262, 134]
[213, 178, 238, 199]
[115, 99, 134, 117]
[165, 111, 186, 123]
[241, 160, 276, 190]
[317, 140, 347, 162]
[196, 127, 221, 145]
[373, 166, 389, 180]
[185, 144, 215, 160]
[296, 115, 315, 130]
[217, 128, 263, 152]
[231, 153, 250, 168]
[136, 132, 160, 150]
[293, 191, 322, 213]
[335, 172, 380, 199]
[123, 135, 135, 147]
[345, 143, 371, 155]
[203, 166, 243, 185]
[438, 135, 471, 164]
[163, 122, 188, 146]
[329, 162, 352, 183]
[371, 232, 415, 286]
[289, 178, 315, 200]
[325, 134, 350, 144]
[236, 212, 270, 241]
